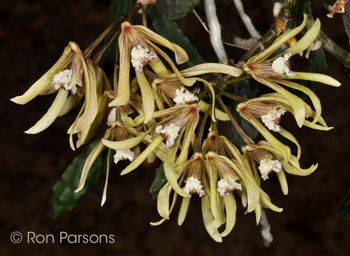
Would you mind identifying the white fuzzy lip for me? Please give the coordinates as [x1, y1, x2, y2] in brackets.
[271, 53, 296, 77]
[114, 149, 135, 164]
[131, 45, 157, 72]
[258, 159, 282, 180]
[217, 178, 242, 196]
[52, 69, 77, 93]
[155, 123, 181, 148]
[261, 109, 286, 132]
[173, 87, 198, 105]
[183, 177, 205, 197]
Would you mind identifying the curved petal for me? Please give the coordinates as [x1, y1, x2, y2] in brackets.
[201, 194, 223, 243]
[11, 43, 72, 105]
[177, 197, 191, 226]
[238, 111, 291, 164]
[156, 183, 172, 219]
[247, 14, 308, 64]
[134, 25, 189, 64]
[206, 158, 222, 228]
[277, 19, 321, 58]
[146, 40, 195, 86]
[74, 140, 105, 193]
[71, 59, 99, 133]
[279, 127, 301, 160]
[102, 126, 153, 151]
[288, 72, 341, 87]
[219, 193, 236, 237]
[283, 159, 318, 176]
[109, 31, 131, 107]
[136, 71, 155, 124]
[276, 169, 288, 195]
[58, 94, 83, 117]
[25, 89, 69, 134]
[170, 63, 243, 78]
[120, 135, 164, 176]
[255, 76, 306, 127]
[272, 78, 322, 124]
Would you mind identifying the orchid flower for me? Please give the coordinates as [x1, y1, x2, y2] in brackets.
[236, 92, 333, 164]
[243, 141, 318, 196]
[243, 14, 340, 128]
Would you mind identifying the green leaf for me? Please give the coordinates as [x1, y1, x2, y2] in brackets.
[49, 139, 110, 218]
[340, 190, 350, 218]
[229, 79, 259, 149]
[296, 0, 310, 26]
[102, 0, 135, 77]
[154, 0, 200, 20]
[343, 3, 350, 45]
[319, 0, 336, 9]
[146, 5, 205, 69]
[149, 162, 167, 199]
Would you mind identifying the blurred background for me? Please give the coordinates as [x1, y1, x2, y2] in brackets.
[1, 0, 350, 254]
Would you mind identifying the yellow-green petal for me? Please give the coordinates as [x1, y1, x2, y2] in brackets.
[256, 76, 306, 127]
[289, 72, 341, 87]
[171, 63, 243, 78]
[11, 43, 73, 105]
[219, 193, 236, 238]
[58, 94, 83, 116]
[146, 40, 195, 86]
[74, 140, 105, 193]
[178, 197, 191, 226]
[101, 148, 112, 206]
[70, 59, 99, 133]
[109, 31, 131, 107]
[201, 194, 223, 242]
[276, 169, 288, 195]
[136, 71, 155, 124]
[120, 135, 164, 175]
[247, 14, 308, 64]
[272, 78, 322, 124]
[279, 127, 301, 160]
[25, 89, 69, 134]
[278, 19, 321, 58]
[135, 25, 189, 64]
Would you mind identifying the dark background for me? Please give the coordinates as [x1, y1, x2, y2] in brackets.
[1, 0, 350, 255]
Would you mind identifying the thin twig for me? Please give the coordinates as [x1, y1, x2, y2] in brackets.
[233, 0, 261, 38]
[204, 0, 228, 63]
[260, 208, 273, 247]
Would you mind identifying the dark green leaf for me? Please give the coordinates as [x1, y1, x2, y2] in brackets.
[146, 5, 205, 69]
[102, 0, 136, 77]
[296, 0, 310, 26]
[154, 0, 200, 20]
[343, 3, 350, 45]
[149, 162, 167, 199]
[320, 0, 336, 9]
[340, 190, 350, 218]
[228, 79, 259, 149]
[49, 139, 110, 218]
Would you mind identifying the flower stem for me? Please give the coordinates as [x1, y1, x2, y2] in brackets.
[218, 88, 247, 103]
[195, 108, 210, 153]
[216, 95, 254, 145]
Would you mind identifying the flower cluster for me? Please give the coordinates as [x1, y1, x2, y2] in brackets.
[12, 12, 340, 242]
